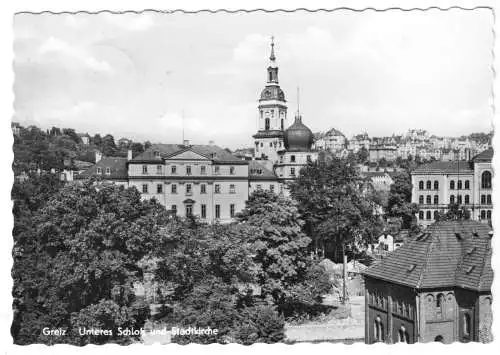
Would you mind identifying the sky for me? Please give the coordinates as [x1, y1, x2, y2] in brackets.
[13, 9, 494, 149]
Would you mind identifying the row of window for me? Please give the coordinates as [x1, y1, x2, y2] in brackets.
[141, 165, 235, 176]
[170, 203, 236, 219]
[141, 183, 237, 195]
[96, 167, 111, 175]
[418, 210, 492, 220]
[418, 171, 492, 191]
[419, 194, 492, 205]
[373, 317, 411, 344]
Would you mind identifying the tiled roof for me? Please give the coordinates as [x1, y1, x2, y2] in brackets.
[76, 157, 128, 180]
[472, 148, 493, 162]
[412, 161, 473, 174]
[131, 144, 246, 164]
[362, 221, 493, 292]
[248, 160, 278, 180]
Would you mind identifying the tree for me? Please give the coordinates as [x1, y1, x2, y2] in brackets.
[387, 170, 419, 230]
[101, 134, 116, 156]
[12, 180, 169, 345]
[62, 128, 81, 144]
[92, 134, 102, 147]
[131, 142, 144, 156]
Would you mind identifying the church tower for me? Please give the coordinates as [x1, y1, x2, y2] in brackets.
[253, 37, 288, 163]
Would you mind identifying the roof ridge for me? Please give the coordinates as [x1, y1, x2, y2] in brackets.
[415, 235, 434, 289]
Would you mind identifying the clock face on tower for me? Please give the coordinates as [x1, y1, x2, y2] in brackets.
[264, 89, 272, 98]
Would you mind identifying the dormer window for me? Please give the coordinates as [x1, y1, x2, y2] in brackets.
[142, 165, 148, 174]
[214, 166, 220, 175]
[210, 153, 217, 159]
[154, 151, 160, 158]
[230, 166, 235, 175]
[105, 167, 111, 175]
[96, 167, 102, 174]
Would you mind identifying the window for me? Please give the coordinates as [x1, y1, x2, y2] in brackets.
[201, 204, 206, 218]
[230, 166, 235, 175]
[185, 204, 193, 217]
[487, 194, 492, 204]
[434, 180, 439, 190]
[269, 142, 272, 147]
[291, 155, 296, 163]
[463, 314, 471, 336]
[230, 204, 235, 218]
[481, 210, 486, 220]
[419, 195, 424, 204]
[458, 180, 463, 190]
[215, 204, 221, 219]
[290, 168, 296, 176]
[398, 326, 409, 344]
[200, 166, 206, 175]
[186, 165, 192, 175]
[157, 184, 163, 194]
[265, 118, 270, 130]
[434, 211, 439, 220]
[450, 180, 455, 190]
[426, 211, 431, 220]
[465, 180, 470, 189]
[426, 196, 431, 204]
[270, 184, 275, 193]
[426, 180, 431, 190]
[214, 166, 220, 175]
[171, 184, 177, 194]
[256, 184, 262, 190]
[465, 195, 470, 204]
[419, 181, 424, 190]
[481, 194, 486, 204]
[481, 171, 492, 189]
[97, 167, 102, 174]
[156, 165, 163, 174]
[229, 184, 235, 194]
[374, 316, 384, 342]
[307, 155, 312, 162]
[200, 184, 206, 194]
[171, 205, 177, 215]
[487, 210, 492, 220]
[281, 119, 284, 130]
[434, 195, 439, 204]
[450, 195, 455, 204]
[260, 143, 263, 148]
[457, 195, 462, 204]
[436, 293, 445, 316]
[142, 184, 148, 193]
[215, 184, 220, 194]
[186, 183, 192, 195]
[142, 165, 148, 174]
[419, 211, 424, 220]
[171, 165, 177, 174]
[105, 167, 111, 175]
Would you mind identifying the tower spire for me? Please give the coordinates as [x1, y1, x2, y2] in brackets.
[296, 86, 302, 121]
[270, 36, 276, 62]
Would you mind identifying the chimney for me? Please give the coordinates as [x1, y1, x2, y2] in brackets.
[95, 151, 102, 163]
[127, 149, 133, 161]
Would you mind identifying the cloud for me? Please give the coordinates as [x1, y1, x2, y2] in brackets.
[39, 37, 112, 73]
[101, 13, 155, 31]
[233, 33, 270, 62]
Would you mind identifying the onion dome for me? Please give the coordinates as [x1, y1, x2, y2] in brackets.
[284, 113, 314, 151]
[260, 86, 286, 101]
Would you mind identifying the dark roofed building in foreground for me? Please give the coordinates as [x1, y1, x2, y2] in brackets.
[362, 221, 493, 344]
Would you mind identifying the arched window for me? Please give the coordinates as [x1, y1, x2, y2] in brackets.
[481, 195, 486, 204]
[457, 195, 462, 204]
[450, 180, 455, 190]
[450, 195, 455, 204]
[487, 194, 492, 204]
[281, 119, 284, 130]
[426, 196, 431, 204]
[465, 180, 470, 189]
[465, 195, 470, 204]
[426, 180, 432, 190]
[419, 195, 424, 204]
[434, 180, 439, 190]
[435, 335, 444, 343]
[481, 210, 486, 220]
[434, 195, 439, 204]
[419, 181, 424, 190]
[487, 210, 492, 220]
[436, 293, 445, 317]
[265, 118, 270, 130]
[481, 171, 492, 189]
[426, 211, 431, 220]
[419, 211, 424, 220]
[374, 316, 384, 342]
[434, 211, 439, 220]
[398, 326, 410, 343]
[458, 180, 463, 190]
[464, 313, 471, 336]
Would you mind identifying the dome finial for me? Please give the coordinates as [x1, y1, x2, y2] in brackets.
[296, 86, 302, 122]
[270, 36, 276, 62]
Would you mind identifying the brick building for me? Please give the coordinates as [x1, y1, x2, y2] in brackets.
[362, 221, 493, 344]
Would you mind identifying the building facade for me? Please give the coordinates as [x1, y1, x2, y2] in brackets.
[411, 148, 493, 226]
[363, 221, 493, 344]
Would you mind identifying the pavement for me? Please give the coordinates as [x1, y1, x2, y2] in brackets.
[284, 295, 365, 343]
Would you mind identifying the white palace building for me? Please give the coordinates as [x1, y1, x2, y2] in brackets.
[78, 39, 318, 222]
